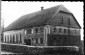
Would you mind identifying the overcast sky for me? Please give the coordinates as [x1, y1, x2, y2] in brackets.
[1, 1, 84, 40]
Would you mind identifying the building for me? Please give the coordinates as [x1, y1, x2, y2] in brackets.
[2, 5, 81, 47]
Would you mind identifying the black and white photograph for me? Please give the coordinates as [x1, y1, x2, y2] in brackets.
[1, 1, 84, 55]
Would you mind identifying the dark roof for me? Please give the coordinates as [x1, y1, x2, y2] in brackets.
[5, 4, 81, 31]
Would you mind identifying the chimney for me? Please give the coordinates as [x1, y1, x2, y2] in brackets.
[41, 6, 44, 10]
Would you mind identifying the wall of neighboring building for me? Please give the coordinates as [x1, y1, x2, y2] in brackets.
[3, 29, 25, 44]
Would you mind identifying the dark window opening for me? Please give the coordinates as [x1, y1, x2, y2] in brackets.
[13, 35, 15, 43]
[40, 28, 43, 33]
[59, 28, 61, 33]
[61, 16, 63, 24]
[75, 30, 76, 34]
[11, 35, 13, 43]
[7, 35, 9, 43]
[5, 35, 6, 43]
[64, 29, 67, 33]
[10, 35, 11, 43]
[1, 34, 2, 42]
[68, 29, 70, 34]
[53, 28, 56, 33]
[27, 29, 32, 34]
[20, 34, 22, 43]
[10, 35, 13, 43]
[36, 38, 38, 44]
[16, 34, 18, 43]
[25, 39, 31, 45]
[68, 18, 70, 26]
[40, 38, 43, 44]
[35, 28, 38, 33]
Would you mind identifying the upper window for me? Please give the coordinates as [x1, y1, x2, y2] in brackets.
[35, 28, 39, 33]
[40, 28, 44, 33]
[59, 28, 61, 33]
[68, 18, 70, 25]
[64, 29, 67, 33]
[75, 29, 76, 34]
[27, 29, 32, 34]
[53, 27, 56, 33]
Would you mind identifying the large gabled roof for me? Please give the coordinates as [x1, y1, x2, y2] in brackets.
[5, 4, 81, 31]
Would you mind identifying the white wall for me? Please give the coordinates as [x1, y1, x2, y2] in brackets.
[3, 29, 25, 44]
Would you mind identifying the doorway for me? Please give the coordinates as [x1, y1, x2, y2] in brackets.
[25, 39, 31, 45]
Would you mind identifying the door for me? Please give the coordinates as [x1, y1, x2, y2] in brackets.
[25, 39, 31, 45]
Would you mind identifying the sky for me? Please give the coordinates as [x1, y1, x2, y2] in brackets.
[1, 1, 84, 40]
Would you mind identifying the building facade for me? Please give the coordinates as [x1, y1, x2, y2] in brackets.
[2, 5, 81, 47]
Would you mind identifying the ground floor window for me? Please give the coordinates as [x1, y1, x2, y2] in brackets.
[4, 33, 23, 44]
[13, 35, 15, 43]
[20, 34, 22, 44]
[25, 39, 31, 45]
[4, 35, 6, 43]
[40, 38, 43, 44]
[16, 34, 18, 43]
[36, 38, 38, 44]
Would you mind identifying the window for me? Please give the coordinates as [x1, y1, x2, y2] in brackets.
[61, 16, 63, 24]
[75, 29, 76, 34]
[16, 34, 18, 43]
[64, 29, 67, 33]
[20, 34, 22, 43]
[7, 35, 9, 43]
[8, 35, 10, 43]
[68, 18, 70, 25]
[35, 28, 38, 33]
[59, 28, 61, 33]
[5, 35, 6, 43]
[25, 39, 31, 45]
[40, 38, 43, 44]
[5, 35, 7, 43]
[1, 34, 3, 42]
[36, 38, 38, 44]
[40, 28, 43, 33]
[13, 34, 15, 43]
[11, 35, 13, 43]
[10, 35, 12, 42]
[10, 35, 12, 43]
[27, 29, 32, 34]
[68, 28, 70, 34]
[6, 35, 7, 43]
[14, 35, 16, 43]
[53, 28, 56, 33]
